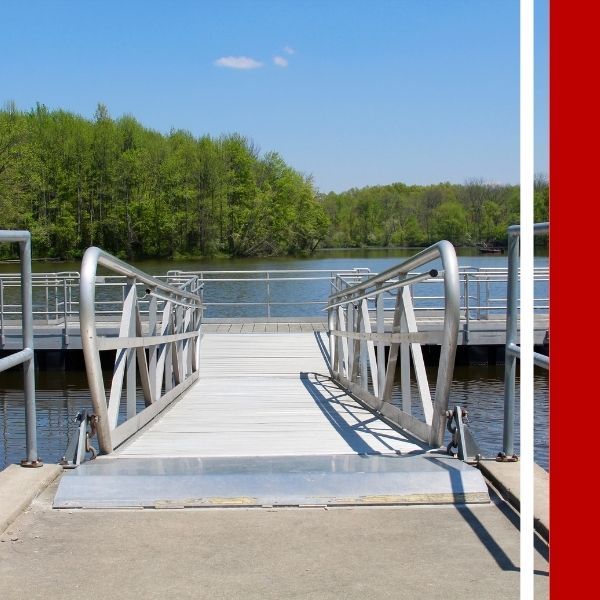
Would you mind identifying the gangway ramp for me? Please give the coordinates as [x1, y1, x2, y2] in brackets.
[55, 332, 488, 508]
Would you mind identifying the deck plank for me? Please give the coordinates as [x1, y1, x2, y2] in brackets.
[116, 332, 424, 458]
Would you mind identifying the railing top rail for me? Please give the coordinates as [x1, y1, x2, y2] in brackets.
[82, 247, 202, 303]
[167, 268, 371, 276]
[326, 270, 439, 310]
[508, 222, 549, 236]
[329, 240, 458, 302]
[0, 271, 79, 277]
[0, 230, 31, 243]
[181, 276, 348, 283]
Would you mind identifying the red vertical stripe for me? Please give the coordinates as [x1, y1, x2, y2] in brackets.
[550, 1, 599, 596]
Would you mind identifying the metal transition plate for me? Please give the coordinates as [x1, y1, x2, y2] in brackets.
[54, 453, 489, 509]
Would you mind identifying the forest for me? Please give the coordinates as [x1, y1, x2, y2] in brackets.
[0, 103, 328, 259]
[319, 178, 548, 248]
[0, 103, 548, 259]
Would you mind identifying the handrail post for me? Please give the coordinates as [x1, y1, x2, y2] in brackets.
[266, 272, 271, 319]
[503, 232, 520, 456]
[54, 275, 58, 322]
[20, 235, 39, 465]
[0, 278, 4, 348]
[464, 273, 470, 344]
[80, 247, 112, 453]
[19, 234, 41, 467]
[62, 278, 69, 348]
[327, 304, 336, 375]
[0, 231, 41, 466]
[476, 275, 481, 320]
[430, 241, 460, 447]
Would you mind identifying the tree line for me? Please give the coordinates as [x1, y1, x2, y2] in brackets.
[319, 178, 548, 248]
[0, 103, 548, 259]
[0, 103, 328, 259]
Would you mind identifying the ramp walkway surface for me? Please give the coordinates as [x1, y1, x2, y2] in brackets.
[55, 332, 488, 508]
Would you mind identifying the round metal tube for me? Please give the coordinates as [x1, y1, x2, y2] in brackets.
[429, 241, 460, 447]
[80, 247, 113, 453]
[19, 235, 39, 464]
[0, 347, 33, 373]
[503, 234, 520, 456]
[326, 270, 438, 311]
[329, 243, 449, 301]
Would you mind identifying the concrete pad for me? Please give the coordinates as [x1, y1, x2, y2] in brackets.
[0, 464, 62, 534]
[0, 481, 549, 600]
[478, 460, 549, 541]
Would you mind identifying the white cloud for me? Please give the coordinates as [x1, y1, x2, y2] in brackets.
[214, 56, 263, 69]
[273, 56, 288, 67]
[283, 46, 295, 55]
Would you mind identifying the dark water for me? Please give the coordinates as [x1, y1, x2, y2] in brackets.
[0, 248, 549, 471]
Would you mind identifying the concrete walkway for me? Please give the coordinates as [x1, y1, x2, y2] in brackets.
[0, 479, 548, 600]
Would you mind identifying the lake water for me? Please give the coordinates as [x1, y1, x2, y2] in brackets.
[0, 247, 549, 471]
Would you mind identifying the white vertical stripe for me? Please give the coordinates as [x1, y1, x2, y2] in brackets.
[520, 0, 535, 598]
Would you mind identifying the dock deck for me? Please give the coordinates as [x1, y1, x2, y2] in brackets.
[0, 314, 549, 350]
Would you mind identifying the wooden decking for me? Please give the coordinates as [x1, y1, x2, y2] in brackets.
[116, 332, 424, 458]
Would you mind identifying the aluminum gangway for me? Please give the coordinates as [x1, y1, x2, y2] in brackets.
[53, 241, 489, 508]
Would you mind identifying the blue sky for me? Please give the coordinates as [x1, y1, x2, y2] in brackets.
[0, 0, 548, 193]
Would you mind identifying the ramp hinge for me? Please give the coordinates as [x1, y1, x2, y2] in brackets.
[446, 406, 482, 464]
[59, 411, 98, 468]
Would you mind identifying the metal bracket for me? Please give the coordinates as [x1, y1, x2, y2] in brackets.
[59, 411, 98, 469]
[446, 406, 482, 464]
[20, 458, 43, 468]
[496, 452, 519, 463]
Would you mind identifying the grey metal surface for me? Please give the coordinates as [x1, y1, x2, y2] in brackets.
[0, 230, 37, 464]
[503, 222, 549, 456]
[114, 360, 426, 459]
[54, 453, 489, 508]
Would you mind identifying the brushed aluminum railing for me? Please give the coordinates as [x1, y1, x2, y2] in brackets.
[0, 266, 548, 328]
[80, 247, 203, 454]
[166, 268, 372, 319]
[0, 230, 39, 466]
[503, 222, 550, 456]
[326, 240, 460, 447]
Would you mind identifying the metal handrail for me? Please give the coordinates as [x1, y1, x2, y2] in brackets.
[326, 270, 439, 311]
[0, 230, 40, 466]
[502, 222, 550, 456]
[80, 247, 204, 454]
[326, 240, 460, 447]
[0, 265, 549, 325]
[168, 268, 371, 319]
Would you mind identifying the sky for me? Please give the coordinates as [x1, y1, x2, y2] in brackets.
[0, 0, 548, 193]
